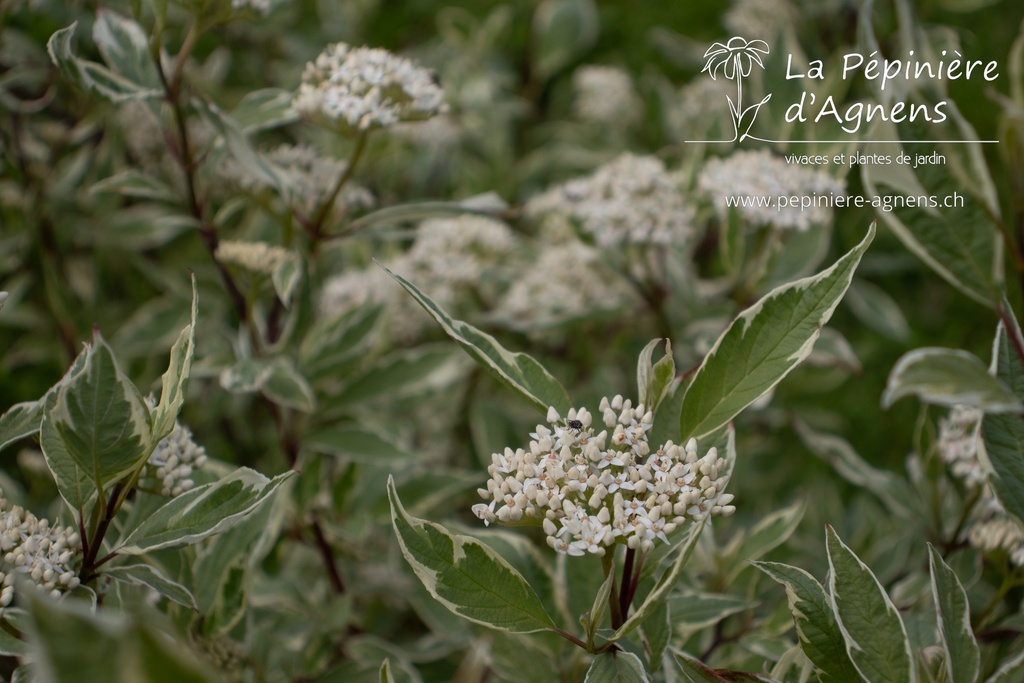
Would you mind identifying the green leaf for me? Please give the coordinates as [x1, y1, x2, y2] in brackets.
[673, 654, 728, 683]
[220, 358, 273, 393]
[200, 562, 247, 636]
[325, 345, 468, 409]
[337, 196, 508, 238]
[262, 358, 316, 412]
[984, 305, 1024, 523]
[194, 98, 292, 199]
[299, 303, 383, 378]
[680, 223, 874, 440]
[116, 468, 293, 555]
[194, 495, 280, 614]
[272, 256, 302, 308]
[39, 391, 95, 515]
[91, 169, 178, 204]
[387, 476, 556, 634]
[721, 499, 805, 583]
[532, 0, 599, 81]
[674, 655, 778, 683]
[845, 279, 911, 342]
[986, 648, 1024, 683]
[0, 401, 45, 453]
[608, 507, 707, 643]
[861, 109, 1002, 308]
[668, 590, 759, 633]
[151, 274, 198, 441]
[380, 265, 571, 414]
[488, 632, 561, 683]
[135, 619, 220, 683]
[0, 611, 29, 656]
[41, 331, 152, 514]
[794, 419, 919, 519]
[641, 599, 670, 673]
[882, 347, 1022, 411]
[380, 659, 397, 683]
[26, 590, 123, 682]
[585, 568, 617, 643]
[637, 339, 675, 415]
[47, 22, 161, 101]
[25, 590, 216, 683]
[92, 10, 160, 91]
[304, 425, 414, 462]
[102, 563, 198, 611]
[231, 88, 299, 133]
[584, 651, 650, 683]
[753, 561, 859, 683]
[96, 204, 198, 249]
[826, 525, 915, 683]
[927, 545, 979, 683]
[807, 328, 862, 373]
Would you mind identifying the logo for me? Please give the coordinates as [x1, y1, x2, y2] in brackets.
[700, 36, 772, 143]
[688, 36, 999, 146]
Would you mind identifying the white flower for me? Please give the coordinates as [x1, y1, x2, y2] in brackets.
[572, 66, 641, 125]
[215, 240, 296, 276]
[320, 216, 518, 342]
[0, 492, 81, 607]
[472, 399, 734, 556]
[525, 154, 695, 248]
[493, 242, 636, 331]
[294, 43, 447, 135]
[698, 150, 845, 231]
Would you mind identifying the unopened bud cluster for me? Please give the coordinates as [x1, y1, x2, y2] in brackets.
[472, 396, 735, 556]
[937, 405, 987, 488]
[141, 420, 209, 497]
[215, 240, 295, 277]
[937, 405, 1024, 566]
[0, 493, 81, 607]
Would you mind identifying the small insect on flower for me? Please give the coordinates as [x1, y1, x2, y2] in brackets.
[567, 419, 584, 434]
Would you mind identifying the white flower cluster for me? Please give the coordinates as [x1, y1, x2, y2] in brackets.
[937, 405, 987, 488]
[402, 216, 518, 289]
[215, 240, 295, 277]
[141, 419, 209, 497]
[572, 66, 641, 124]
[0, 493, 81, 606]
[472, 397, 735, 556]
[293, 43, 446, 135]
[699, 150, 845, 231]
[525, 154, 695, 247]
[221, 144, 375, 216]
[493, 243, 635, 330]
[321, 216, 518, 339]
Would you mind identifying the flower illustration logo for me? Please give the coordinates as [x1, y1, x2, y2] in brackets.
[701, 36, 772, 142]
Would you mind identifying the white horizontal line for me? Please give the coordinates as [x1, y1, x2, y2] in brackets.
[685, 139, 1000, 144]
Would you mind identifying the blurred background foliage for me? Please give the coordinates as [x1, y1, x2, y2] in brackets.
[2, 0, 1024, 680]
